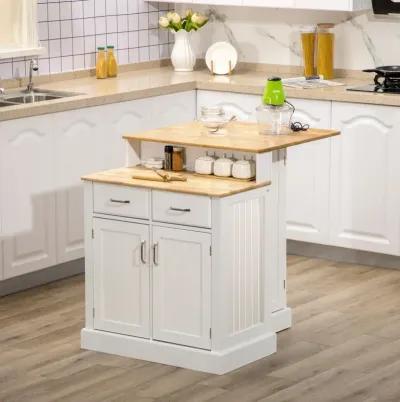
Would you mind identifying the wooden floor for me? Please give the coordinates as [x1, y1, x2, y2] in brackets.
[1, 255, 400, 402]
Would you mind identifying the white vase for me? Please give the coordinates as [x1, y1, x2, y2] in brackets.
[171, 30, 196, 72]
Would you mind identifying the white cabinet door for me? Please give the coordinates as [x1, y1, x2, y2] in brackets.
[0, 116, 56, 279]
[286, 99, 332, 244]
[54, 107, 107, 263]
[107, 98, 152, 168]
[330, 102, 400, 256]
[93, 218, 150, 338]
[152, 226, 212, 350]
[197, 90, 259, 122]
[152, 91, 196, 128]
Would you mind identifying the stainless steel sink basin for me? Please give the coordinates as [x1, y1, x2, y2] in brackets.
[0, 101, 18, 107]
[5, 94, 62, 104]
[1, 89, 81, 105]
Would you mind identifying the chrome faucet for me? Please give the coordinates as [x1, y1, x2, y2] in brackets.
[26, 58, 39, 93]
[0, 77, 4, 97]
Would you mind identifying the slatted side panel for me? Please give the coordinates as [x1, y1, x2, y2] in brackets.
[232, 198, 263, 334]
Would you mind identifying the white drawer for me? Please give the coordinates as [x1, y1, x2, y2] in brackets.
[152, 191, 211, 228]
[94, 184, 150, 219]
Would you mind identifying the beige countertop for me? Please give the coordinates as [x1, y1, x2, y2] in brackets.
[124, 121, 340, 153]
[82, 166, 270, 197]
[0, 65, 397, 122]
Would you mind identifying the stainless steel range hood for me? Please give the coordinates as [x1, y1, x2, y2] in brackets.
[373, 0, 400, 14]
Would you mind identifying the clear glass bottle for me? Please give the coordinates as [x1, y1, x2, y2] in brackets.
[96, 47, 108, 79]
[106, 45, 118, 78]
[317, 23, 335, 80]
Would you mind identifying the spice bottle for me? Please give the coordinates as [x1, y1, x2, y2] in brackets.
[172, 147, 184, 172]
[106, 45, 118, 78]
[164, 145, 173, 170]
[96, 47, 107, 79]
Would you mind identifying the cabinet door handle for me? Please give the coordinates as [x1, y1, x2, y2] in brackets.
[110, 198, 130, 204]
[140, 240, 147, 264]
[169, 207, 191, 212]
[153, 242, 159, 266]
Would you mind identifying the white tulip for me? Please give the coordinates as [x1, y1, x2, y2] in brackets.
[159, 16, 169, 28]
[191, 13, 207, 26]
[166, 11, 174, 21]
[170, 12, 181, 24]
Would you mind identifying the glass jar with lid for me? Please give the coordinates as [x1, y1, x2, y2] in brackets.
[316, 23, 335, 79]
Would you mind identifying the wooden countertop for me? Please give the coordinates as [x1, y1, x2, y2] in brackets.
[1, 64, 400, 122]
[124, 121, 339, 153]
[82, 167, 270, 197]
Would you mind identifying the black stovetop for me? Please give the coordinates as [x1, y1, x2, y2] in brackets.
[347, 84, 400, 94]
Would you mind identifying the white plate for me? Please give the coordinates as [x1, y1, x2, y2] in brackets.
[205, 42, 238, 75]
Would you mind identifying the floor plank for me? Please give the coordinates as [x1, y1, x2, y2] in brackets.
[1, 257, 400, 401]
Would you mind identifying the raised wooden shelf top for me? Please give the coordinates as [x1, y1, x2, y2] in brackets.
[82, 167, 270, 197]
[123, 121, 340, 153]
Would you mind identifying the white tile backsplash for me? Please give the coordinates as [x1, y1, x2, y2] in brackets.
[0, 0, 173, 80]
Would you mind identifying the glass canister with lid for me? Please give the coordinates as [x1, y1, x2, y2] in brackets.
[316, 23, 335, 79]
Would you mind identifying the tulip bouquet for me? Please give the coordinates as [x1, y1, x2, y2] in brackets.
[159, 10, 208, 32]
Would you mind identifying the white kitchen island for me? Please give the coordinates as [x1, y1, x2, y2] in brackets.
[81, 121, 339, 374]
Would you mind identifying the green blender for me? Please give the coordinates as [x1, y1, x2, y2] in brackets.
[257, 77, 294, 135]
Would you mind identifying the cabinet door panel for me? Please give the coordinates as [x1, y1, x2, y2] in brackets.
[152, 226, 211, 349]
[286, 99, 331, 244]
[331, 102, 400, 255]
[0, 117, 56, 278]
[54, 108, 104, 263]
[93, 218, 150, 337]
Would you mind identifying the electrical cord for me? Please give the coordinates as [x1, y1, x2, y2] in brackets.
[285, 101, 310, 132]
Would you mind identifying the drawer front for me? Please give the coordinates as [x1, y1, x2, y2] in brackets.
[152, 191, 211, 228]
[94, 184, 150, 219]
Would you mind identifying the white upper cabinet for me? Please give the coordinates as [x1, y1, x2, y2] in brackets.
[330, 102, 400, 256]
[0, 0, 44, 59]
[151, 0, 370, 10]
[243, 0, 295, 7]
[295, 0, 371, 11]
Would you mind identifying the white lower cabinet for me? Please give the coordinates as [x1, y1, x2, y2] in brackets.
[330, 102, 400, 255]
[0, 91, 196, 282]
[93, 218, 150, 338]
[152, 226, 212, 349]
[196, 90, 332, 245]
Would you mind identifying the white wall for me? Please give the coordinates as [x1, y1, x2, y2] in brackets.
[183, 6, 400, 70]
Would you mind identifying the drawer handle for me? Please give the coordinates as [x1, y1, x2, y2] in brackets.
[140, 240, 147, 264]
[153, 242, 159, 266]
[169, 207, 191, 212]
[110, 198, 131, 204]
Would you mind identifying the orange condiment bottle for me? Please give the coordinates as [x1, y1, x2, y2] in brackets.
[96, 47, 107, 79]
[106, 45, 118, 78]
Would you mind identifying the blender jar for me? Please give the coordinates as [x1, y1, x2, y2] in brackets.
[256, 102, 295, 135]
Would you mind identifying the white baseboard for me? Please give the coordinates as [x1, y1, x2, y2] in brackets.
[288, 240, 400, 270]
[271, 307, 292, 333]
[81, 328, 277, 375]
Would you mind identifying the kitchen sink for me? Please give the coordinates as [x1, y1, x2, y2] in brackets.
[5, 94, 63, 104]
[0, 101, 18, 107]
[1, 89, 81, 105]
